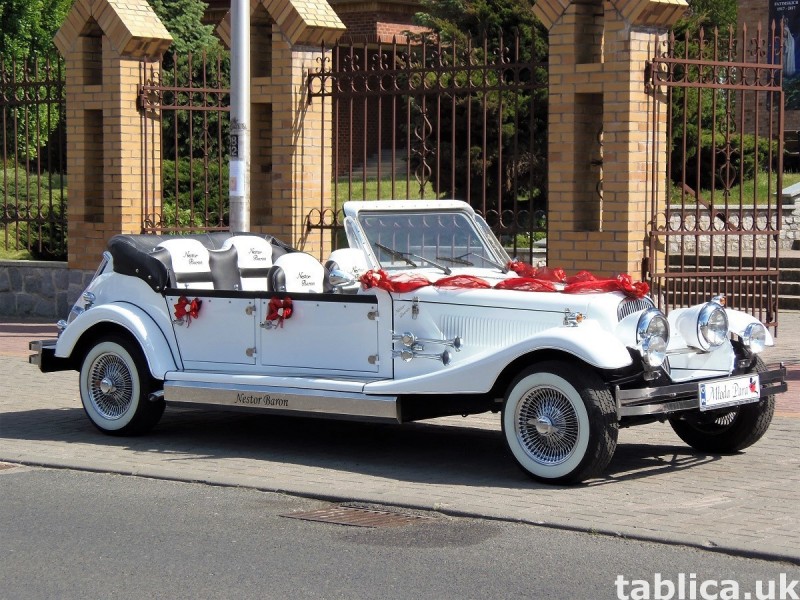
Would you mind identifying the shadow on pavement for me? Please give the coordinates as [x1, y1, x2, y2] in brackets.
[0, 405, 723, 489]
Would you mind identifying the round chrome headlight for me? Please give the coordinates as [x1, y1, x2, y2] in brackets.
[640, 334, 667, 368]
[698, 302, 728, 349]
[742, 322, 767, 354]
[636, 308, 670, 344]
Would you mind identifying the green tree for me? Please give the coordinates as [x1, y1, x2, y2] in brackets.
[666, 0, 749, 195]
[673, 0, 737, 34]
[1, 0, 71, 164]
[147, 0, 229, 228]
[147, 0, 221, 66]
[412, 0, 548, 222]
[0, 0, 72, 64]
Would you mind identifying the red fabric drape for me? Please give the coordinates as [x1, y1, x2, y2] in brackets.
[563, 273, 650, 299]
[494, 277, 558, 292]
[359, 264, 649, 298]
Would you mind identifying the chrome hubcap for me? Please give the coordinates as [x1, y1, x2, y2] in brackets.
[99, 377, 116, 395]
[88, 353, 134, 420]
[517, 386, 579, 466]
[533, 415, 556, 436]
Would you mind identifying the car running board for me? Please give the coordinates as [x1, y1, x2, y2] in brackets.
[163, 381, 400, 423]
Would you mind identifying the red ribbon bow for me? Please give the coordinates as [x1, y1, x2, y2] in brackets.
[173, 296, 202, 326]
[267, 296, 293, 327]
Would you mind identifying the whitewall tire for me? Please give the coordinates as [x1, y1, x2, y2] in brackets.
[79, 336, 164, 435]
[502, 361, 618, 484]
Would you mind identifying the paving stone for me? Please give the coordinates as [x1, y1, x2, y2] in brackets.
[1, 316, 799, 563]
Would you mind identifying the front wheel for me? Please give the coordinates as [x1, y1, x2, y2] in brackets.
[79, 336, 164, 435]
[501, 361, 618, 484]
[669, 356, 775, 454]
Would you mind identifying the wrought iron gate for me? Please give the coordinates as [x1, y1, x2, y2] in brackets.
[138, 52, 230, 232]
[306, 33, 548, 259]
[1, 58, 66, 259]
[645, 24, 784, 329]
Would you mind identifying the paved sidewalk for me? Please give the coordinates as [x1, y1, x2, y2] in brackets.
[1, 315, 798, 564]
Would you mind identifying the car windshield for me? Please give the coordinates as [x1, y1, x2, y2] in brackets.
[356, 210, 505, 272]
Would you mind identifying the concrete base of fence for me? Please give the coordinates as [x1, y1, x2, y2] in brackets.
[666, 201, 800, 254]
[0, 261, 93, 320]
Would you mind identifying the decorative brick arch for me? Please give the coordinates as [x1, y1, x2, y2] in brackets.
[215, 0, 346, 255]
[54, 0, 173, 271]
[533, 0, 688, 278]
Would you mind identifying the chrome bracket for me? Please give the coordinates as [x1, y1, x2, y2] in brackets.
[392, 349, 451, 365]
[393, 331, 463, 351]
[563, 309, 585, 327]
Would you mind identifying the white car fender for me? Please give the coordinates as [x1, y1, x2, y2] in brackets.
[55, 302, 178, 378]
[365, 321, 633, 395]
[725, 308, 775, 346]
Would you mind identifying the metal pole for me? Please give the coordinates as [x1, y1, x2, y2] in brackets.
[229, 0, 250, 232]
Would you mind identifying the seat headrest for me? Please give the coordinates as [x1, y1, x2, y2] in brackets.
[270, 252, 326, 293]
[156, 239, 213, 288]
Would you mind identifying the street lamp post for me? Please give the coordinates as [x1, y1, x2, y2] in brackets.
[228, 0, 250, 232]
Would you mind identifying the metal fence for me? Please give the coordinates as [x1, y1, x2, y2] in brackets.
[645, 23, 784, 328]
[306, 32, 549, 260]
[0, 57, 66, 259]
[138, 51, 231, 233]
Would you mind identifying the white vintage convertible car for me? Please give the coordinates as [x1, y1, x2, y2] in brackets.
[30, 200, 787, 484]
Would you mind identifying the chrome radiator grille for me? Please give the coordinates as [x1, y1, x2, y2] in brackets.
[617, 297, 655, 321]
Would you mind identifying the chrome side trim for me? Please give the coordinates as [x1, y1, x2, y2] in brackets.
[615, 365, 787, 418]
[164, 381, 400, 423]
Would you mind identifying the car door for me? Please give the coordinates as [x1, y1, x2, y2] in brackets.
[258, 293, 382, 375]
[166, 292, 257, 367]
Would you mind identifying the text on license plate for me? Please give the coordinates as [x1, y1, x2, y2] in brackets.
[699, 374, 760, 411]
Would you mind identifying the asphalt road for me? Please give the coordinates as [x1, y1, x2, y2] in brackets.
[1, 465, 797, 600]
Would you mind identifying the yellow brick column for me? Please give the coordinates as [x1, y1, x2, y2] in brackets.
[534, 0, 686, 278]
[54, 0, 172, 271]
[219, 0, 345, 257]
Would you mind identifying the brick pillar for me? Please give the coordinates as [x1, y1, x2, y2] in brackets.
[55, 0, 172, 271]
[265, 35, 334, 255]
[219, 0, 345, 257]
[534, 0, 686, 278]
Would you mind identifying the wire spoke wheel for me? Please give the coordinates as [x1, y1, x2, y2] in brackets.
[79, 336, 164, 435]
[502, 361, 617, 484]
[669, 356, 775, 454]
[516, 386, 580, 466]
[88, 353, 135, 420]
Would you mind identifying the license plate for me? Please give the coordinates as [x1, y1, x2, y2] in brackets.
[698, 374, 760, 411]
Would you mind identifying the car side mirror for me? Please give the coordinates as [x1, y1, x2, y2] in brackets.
[328, 268, 357, 290]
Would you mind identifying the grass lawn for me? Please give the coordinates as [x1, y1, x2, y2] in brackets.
[0, 240, 33, 260]
[334, 176, 441, 207]
[670, 171, 800, 205]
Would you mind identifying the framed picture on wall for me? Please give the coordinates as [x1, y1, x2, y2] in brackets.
[771, 0, 800, 108]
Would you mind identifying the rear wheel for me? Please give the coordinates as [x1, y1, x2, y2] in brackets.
[79, 336, 164, 435]
[501, 361, 618, 484]
[669, 356, 774, 453]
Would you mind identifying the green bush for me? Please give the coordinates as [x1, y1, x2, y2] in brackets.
[161, 158, 228, 229]
[672, 131, 778, 192]
[1, 166, 67, 259]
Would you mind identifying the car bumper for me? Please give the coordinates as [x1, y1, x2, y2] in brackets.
[29, 339, 72, 373]
[614, 364, 787, 418]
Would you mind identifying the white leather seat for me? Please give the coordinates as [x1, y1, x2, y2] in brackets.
[222, 236, 274, 290]
[156, 239, 214, 289]
[269, 252, 327, 293]
[325, 248, 370, 279]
